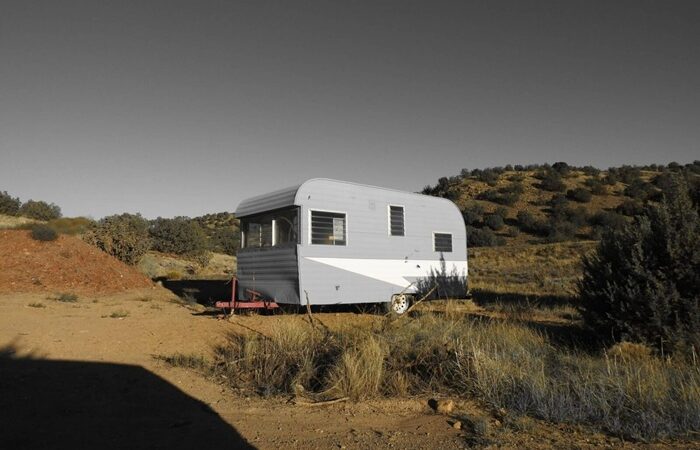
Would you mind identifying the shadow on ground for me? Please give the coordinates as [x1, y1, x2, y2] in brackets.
[470, 288, 575, 307]
[160, 279, 232, 305]
[0, 345, 255, 450]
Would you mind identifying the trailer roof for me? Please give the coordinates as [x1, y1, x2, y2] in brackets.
[235, 178, 445, 217]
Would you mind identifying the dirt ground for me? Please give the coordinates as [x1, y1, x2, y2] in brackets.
[1, 289, 697, 450]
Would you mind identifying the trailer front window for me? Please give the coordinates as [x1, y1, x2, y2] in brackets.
[241, 208, 299, 248]
[273, 208, 299, 246]
[241, 215, 273, 248]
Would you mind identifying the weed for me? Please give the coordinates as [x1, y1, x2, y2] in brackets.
[109, 310, 129, 318]
[28, 302, 45, 308]
[56, 293, 78, 303]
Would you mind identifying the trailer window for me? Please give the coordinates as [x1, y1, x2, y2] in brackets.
[241, 208, 299, 248]
[434, 233, 452, 252]
[273, 208, 299, 246]
[389, 205, 405, 236]
[311, 211, 346, 245]
[241, 215, 273, 248]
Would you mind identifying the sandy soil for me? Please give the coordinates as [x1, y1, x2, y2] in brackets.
[2, 290, 697, 449]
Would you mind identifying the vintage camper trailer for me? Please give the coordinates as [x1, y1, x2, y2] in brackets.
[235, 178, 467, 314]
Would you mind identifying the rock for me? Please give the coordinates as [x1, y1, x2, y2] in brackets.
[452, 421, 462, 430]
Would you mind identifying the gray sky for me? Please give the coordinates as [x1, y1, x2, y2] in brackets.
[1, 1, 699, 219]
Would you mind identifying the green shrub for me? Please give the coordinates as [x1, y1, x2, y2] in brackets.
[474, 169, 500, 186]
[584, 177, 607, 195]
[566, 188, 592, 203]
[544, 218, 578, 243]
[0, 191, 21, 216]
[517, 211, 549, 236]
[551, 161, 571, 177]
[19, 200, 61, 220]
[149, 217, 209, 262]
[603, 172, 619, 185]
[30, 224, 58, 241]
[578, 174, 700, 353]
[461, 203, 484, 226]
[589, 211, 627, 239]
[624, 180, 658, 202]
[493, 206, 509, 219]
[610, 165, 642, 184]
[484, 214, 504, 231]
[538, 171, 567, 192]
[581, 165, 601, 176]
[478, 182, 522, 206]
[83, 213, 151, 265]
[467, 226, 504, 247]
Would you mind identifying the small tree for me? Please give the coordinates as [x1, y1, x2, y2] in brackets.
[19, 200, 62, 220]
[83, 213, 151, 265]
[578, 175, 700, 352]
[150, 217, 209, 262]
[0, 191, 21, 216]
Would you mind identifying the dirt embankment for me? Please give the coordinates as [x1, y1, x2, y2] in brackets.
[0, 230, 153, 295]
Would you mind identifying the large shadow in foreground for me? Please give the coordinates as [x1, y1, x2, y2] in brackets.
[0, 346, 255, 450]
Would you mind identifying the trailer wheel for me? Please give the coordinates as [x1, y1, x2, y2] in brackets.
[383, 293, 412, 315]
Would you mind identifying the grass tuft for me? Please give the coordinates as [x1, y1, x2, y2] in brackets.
[55, 293, 78, 303]
[109, 309, 129, 318]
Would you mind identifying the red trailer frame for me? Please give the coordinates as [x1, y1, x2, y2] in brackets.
[215, 277, 279, 313]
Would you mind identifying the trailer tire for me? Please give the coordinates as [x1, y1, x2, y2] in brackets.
[382, 293, 412, 315]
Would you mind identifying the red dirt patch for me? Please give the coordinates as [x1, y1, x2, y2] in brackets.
[0, 230, 153, 295]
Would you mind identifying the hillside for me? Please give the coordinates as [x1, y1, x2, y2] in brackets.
[421, 162, 700, 247]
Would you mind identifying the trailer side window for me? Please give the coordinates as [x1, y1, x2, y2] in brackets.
[434, 233, 452, 252]
[311, 211, 346, 245]
[389, 205, 405, 236]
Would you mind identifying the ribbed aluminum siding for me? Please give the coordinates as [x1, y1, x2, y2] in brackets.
[236, 184, 301, 218]
[236, 246, 300, 304]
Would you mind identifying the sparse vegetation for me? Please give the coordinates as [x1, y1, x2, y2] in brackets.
[28, 302, 45, 308]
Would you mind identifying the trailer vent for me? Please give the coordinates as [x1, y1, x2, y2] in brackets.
[389, 205, 405, 236]
[433, 233, 452, 252]
[311, 211, 346, 245]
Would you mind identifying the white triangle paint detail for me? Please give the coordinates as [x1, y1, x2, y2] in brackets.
[305, 257, 468, 288]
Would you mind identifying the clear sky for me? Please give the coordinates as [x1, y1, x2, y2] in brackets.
[1, 1, 698, 218]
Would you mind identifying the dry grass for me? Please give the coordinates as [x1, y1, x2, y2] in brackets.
[163, 311, 700, 440]
[469, 241, 595, 298]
